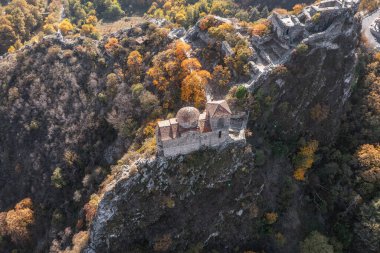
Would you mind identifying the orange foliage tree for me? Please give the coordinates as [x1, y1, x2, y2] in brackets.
[127, 50, 143, 69]
[292, 4, 306, 15]
[181, 70, 211, 107]
[104, 37, 120, 52]
[127, 50, 143, 80]
[2, 198, 35, 244]
[356, 144, 380, 183]
[174, 40, 191, 61]
[250, 19, 270, 37]
[83, 194, 100, 224]
[181, 58, 202, 75]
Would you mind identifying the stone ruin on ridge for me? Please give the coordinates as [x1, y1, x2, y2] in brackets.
[156, 100, 248, 157]
[370, 18, 380, 41]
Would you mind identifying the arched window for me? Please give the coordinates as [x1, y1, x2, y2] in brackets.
[218, 131, 222, 138]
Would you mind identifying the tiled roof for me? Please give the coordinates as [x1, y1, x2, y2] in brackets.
[206, 100, 232, 118]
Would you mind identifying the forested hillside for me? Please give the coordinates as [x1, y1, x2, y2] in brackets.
[0, 0, 379, 252]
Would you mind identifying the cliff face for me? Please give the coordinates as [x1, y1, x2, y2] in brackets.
[87, 146, 298, 253]
[86, 7, 361, 253]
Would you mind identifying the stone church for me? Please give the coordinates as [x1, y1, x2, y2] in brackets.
[156, 100, 247, 157]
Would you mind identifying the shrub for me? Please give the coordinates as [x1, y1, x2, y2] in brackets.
[131, 83, 144, 97]
[250, 19, 270, 37]
[235, 85, 248, 99]
[64, 150, 78, 167]
[51, 167, 66, 189]
[255, 149, 266, 166]
[8, 87, 20, 101]
[153, 234, 172, 252]
[310, 104, 329, 122]
[311, 13, 321, 23]
[63, 231, 89, 253]
[300, 231, 334, 253]
[139, 91, 159, 113]
[265, 212, 278, 224]
[295, 43, 309, 55]
[83, 194, 100, 224]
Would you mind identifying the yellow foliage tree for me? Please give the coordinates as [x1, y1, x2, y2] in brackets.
[8, 46, 16, 53]
[80, 24, 96, 36]
[181, 70, 211, 107]
[293, 140, 319, 181]
[59, 19, 74, 35]
[43, 23, 56, 35]
[86, 15, 98, 25]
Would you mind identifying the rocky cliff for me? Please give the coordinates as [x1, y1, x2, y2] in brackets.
[85, 6, 362, 253]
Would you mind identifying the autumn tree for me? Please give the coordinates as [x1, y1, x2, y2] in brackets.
[174, 40, 191, 61]
[250, 19, 270, 37]
[292, 4, 305, 15]
[356, 144, 380, 183]
[80, 24, 100, 39]
[59, 19, 74, 35]
[293, 140, 319, 181]
[83, 194, 100, 224]
[4, 198, 35, 244]
[127, 50, 143, 81]
[181, 58, 202, 75]
[0, 23, 17, 53]
[104, 37, 120, 52]
[181, 70, 211, 108]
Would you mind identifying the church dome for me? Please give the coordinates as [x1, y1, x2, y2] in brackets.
[176, 107, 200, 129]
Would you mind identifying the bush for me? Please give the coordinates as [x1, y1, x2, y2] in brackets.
[131, 83, 144, 97]
[295, 43, 309, 55]
[255, 149, 266, 166]
[311, 13, 321, 23]
[51, 167, 66, 189]
[300, 231, 334, 253]
[265, 212, 278, 224]
[139, 91, 159, 113]
[235, 85, 248, 99]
